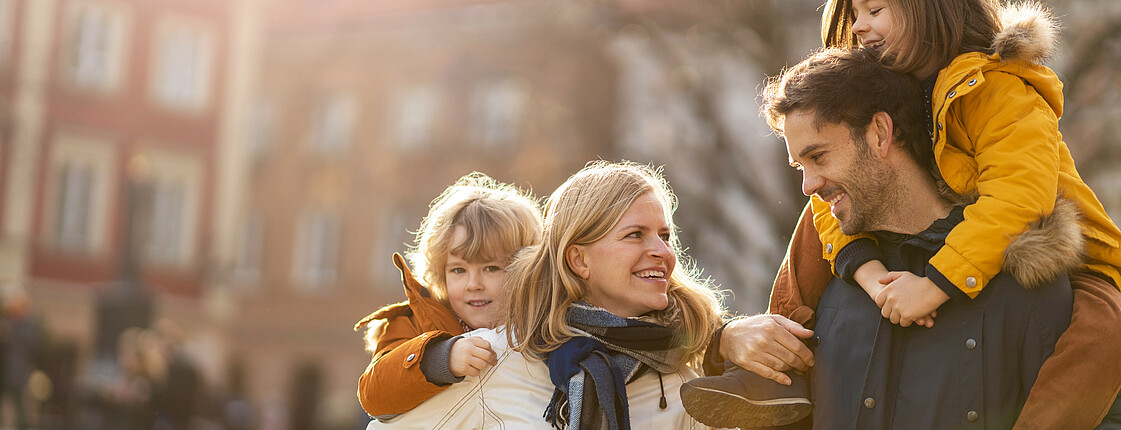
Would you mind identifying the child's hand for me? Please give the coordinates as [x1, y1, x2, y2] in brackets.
[449, 337, 498, 378]
[874, 272, 950, 328]
[853, 260, 890, 299]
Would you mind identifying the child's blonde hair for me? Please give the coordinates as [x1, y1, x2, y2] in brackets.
[821, 0, 1000, 75]
[408, 173, 542, 307]
[504, 161, 725, 368]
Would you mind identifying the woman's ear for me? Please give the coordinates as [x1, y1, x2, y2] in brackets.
[565, 245, 591, 280]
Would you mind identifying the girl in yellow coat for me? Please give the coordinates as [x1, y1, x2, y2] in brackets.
[818, 0, 1121, 427]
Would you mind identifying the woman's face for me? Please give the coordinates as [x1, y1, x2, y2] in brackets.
[445, 226, 508, 329]
[851, 0, 897, 49]
[570, 192, 676, 318]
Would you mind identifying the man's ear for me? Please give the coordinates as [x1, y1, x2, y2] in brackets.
[565, 245, 590, 280]
[868, 111, 894, 158]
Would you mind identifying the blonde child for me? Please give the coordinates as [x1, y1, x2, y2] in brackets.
[689, 1, 1121, 428]
[353, 173, 541, 421]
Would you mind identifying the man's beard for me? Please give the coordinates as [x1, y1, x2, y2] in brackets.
[836, 142, 898, 235]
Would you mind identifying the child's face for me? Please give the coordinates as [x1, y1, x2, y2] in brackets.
[572, 192, 676, 318]
[444, 226, 508, 330]
[851, 0, 896, 49]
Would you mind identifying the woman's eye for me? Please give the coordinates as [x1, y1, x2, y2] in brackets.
[626, 231, 642, 238]
[660, 234, 672, 242]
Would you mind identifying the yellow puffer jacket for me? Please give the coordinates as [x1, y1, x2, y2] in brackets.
[813, 3, 1121, 297]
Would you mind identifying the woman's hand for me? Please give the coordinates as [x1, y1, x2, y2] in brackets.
[718, 315, 815, 385]
[449, 337, 498, 378]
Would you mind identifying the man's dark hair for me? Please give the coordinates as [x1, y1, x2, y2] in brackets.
[760, 47, 932, 168]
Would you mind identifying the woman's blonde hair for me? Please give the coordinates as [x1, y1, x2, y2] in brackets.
[504, 161, 725, 368]
[821, 0, 1000, 75]
[408, 173, 542, 306]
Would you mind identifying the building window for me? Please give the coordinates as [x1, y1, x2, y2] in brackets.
[46, 132, 116, 255]
[308, 95, 355, 154]
[233, 212, 264, 283]
[372, 211, 411, 285]
[292, 211, 340, 290]
[471, 79, 527, 149]
[144, 179, 186, 264]
[65, 2, 127, 91]
[135, 149, 202, 267]
[390, 86, 439, 150]
[151, 17, 212, 110]
[54, 162, 95, 252]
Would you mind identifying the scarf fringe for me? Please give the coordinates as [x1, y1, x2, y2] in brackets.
[545, 390, 570, 429]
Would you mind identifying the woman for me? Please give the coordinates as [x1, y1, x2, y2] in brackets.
[368, 161, 725, 429]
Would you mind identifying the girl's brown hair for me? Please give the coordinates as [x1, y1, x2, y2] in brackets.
[821, 0, 1000, 75]
[504, 161, 725, 368]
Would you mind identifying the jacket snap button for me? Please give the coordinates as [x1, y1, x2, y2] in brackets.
[965, 338, 977, 350]
[966, 277, 977, 288]
[967, 410, 979, 422]
[825, 243, 833, 253]
[937, 122, 943, 130]
[864, 397, 876, 409]
[406, 353, 416, 362]
[948, 90, 957, 98]
[968, 78, 977, 86]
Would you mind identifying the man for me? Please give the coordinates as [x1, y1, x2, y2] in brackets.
[692, 48, 1080, 429]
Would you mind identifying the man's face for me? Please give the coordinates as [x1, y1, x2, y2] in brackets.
[784, 110, 895, 235]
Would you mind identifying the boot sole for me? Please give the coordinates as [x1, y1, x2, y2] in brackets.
[680, 383, 812, 428]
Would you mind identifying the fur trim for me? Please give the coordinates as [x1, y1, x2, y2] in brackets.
[1003, 197, 1085, 290]
[993, 2, 1059, 63]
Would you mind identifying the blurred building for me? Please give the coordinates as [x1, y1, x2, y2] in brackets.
[0, 0, 249, 424]
[212, 0, 619, 427]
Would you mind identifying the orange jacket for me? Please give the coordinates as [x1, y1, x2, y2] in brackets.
[355, 253, 466, 417]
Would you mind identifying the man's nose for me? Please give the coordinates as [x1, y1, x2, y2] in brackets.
[801, 170, 823, 197]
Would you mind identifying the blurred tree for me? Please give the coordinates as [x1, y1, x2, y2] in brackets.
[606, 0, 823, 312]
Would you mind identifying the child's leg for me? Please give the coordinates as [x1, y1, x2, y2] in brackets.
[769, 202, 834, 326]
[1013, 271, 1121, 430]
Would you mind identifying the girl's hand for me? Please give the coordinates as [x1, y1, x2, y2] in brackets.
[874, 272, 949, 327]
[854, 260, 890, 300]
[449, 337, 498, 378]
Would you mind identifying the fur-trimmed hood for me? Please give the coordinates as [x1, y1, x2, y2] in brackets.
[993, 2, 1060, 63]
[1002, 196, 1084, 290]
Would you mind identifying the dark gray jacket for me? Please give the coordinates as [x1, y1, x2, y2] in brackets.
[811, 208, 1073, 429]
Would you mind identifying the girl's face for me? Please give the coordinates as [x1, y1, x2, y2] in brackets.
[445, 226, 508, 329]
[851, 0, 896, 49]
[569, 192, 676, 318]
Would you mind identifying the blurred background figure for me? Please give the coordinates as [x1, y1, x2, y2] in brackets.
[0, 283, 41, 430]
[0, 0, 1118, 428]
